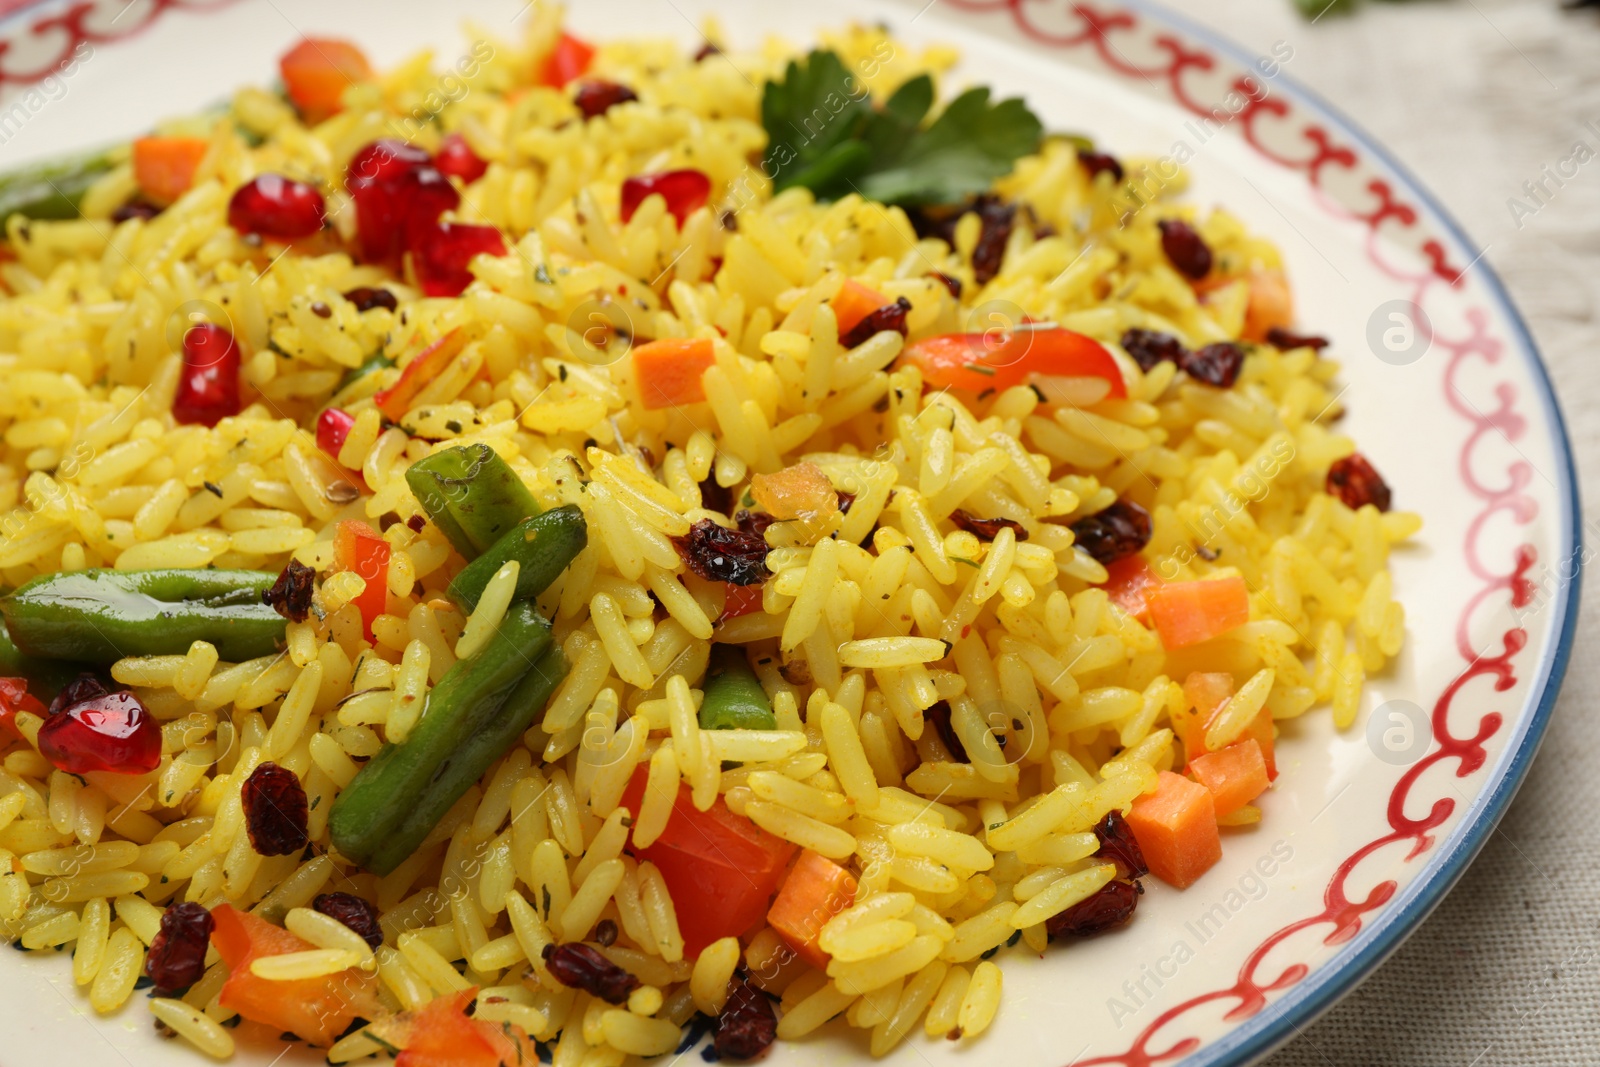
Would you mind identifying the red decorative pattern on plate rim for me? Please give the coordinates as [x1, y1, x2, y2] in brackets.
[0, 0, 236, 91]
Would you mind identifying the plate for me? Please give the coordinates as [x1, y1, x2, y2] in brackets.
[0, 1, 1580, 1064]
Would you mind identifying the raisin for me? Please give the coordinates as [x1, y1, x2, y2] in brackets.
[905, 204, 961, 245]
[1326, 453, 1392, 513]
[111, 199, 161, 223]
[714, 979, 778, 1060]
[950, 509, 1028, 543]
[970, 195, 1018, 285]
[1265, 326, 1329, 352]
[312, 892, 383, 950]
[1092, 810, 1149, 878]
[47, 672, 109, 717]
[836, 491, 856, 515]
[839, 296, 913, 349]
[342, 286, 398, 312]
[1181, 342, 1245, 388]
[573, 80, 639, 120]
[1120, 328, 1189, 373]
[1068, 500, 1152, 565]
[144, 902, 214, 993]
[1045, 878, 1142, 939]
[242, 762, 309, 856]
[694, 41, 722, 62]
[699, 475, 733, 516]
[1078, 151, 1125, 182]
[734, 510, 777, 539]
[542, 942, 640, 1004]
[930, 271, 963, 299]
[672, 519, 771, 586]
[262, 558, 316, 623]
[1157, 218, 1213, 280]
[926, 701, 968, 763]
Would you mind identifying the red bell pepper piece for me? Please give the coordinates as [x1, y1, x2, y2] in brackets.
[374, 329, 469, 421]
[1102, 555, 1160, 623]
[540, 31, 595, 87]
[720, 583, 765, 622]
[900, 328, 1127, 398]
[334, 520, 389, 642]
[388, 988, 539, 1067]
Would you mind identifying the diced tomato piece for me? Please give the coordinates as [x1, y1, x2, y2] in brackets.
[767, 850, 856, 970]
[132, 137, 209, 205]
[334, 520, 389, 642]
[1146, 576, 1250, 650]
[720, 583, 765, 621]
[1242, 268, 1293, 344]
[540, 31, 595, 88]
[1102, 555, 1160, 622]
[831, 279, 888, 339]
[632, 337, 716, 410]
[1125, 771, 1221, 889]
[390, 988, 539, 1067]
[374, 329, 469, 421]
[210, 904, 381, 1046]
[0, 677, 43, 742]
[899, 328, 1127, 398]
[620, 768, 797, 957]
[1188, 739, 1269, 818]
[280, 37, 373, 122]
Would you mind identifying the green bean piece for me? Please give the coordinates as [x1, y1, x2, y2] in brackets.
[699, 644, 777, 731]
[405, 443, 541, 558]
[0, 148, 118, 224]
[447, 505, 588, 612]
[328, 603, 557, 874]
[0, 623, 87, 697]
[335, 350, 395, 395]
[0, 569, 286, 663]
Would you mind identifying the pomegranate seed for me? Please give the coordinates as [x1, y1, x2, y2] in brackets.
[434, 133, 488, 184]
[1326, 452, 1392, 513]
[395, 164, 462, 246]
[317, 407, 356, 458]
[172, 323, 241, 428]
[413, 221, 507, 297]
[573, 79, 638, 120]
[38, 690, 160, 775]
[346, 139, 431, 262]
[620, 169, 711, 226]
[1158, 218, 1213, 279]
[227, 174, 326, 240]
[145, 902, 214, 992]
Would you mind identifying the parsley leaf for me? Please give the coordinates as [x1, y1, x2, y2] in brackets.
[761, 50, 1042, 208]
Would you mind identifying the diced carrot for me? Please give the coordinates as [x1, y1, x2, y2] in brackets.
[632, 337, 716, 410]
[1188, 739, 1269, 818]
[375, 329, 469, 421]
[1242, 268, 1293, 343]
[1146, 576, 1250, 650]
[279, 37, 372, 122]
[132, 137, 209, 206]
[1125, 771, 1221, 889]
[390, 988, 539, 1067]
[767, 850, 857, 970]
[721, 583, 765, 621]
[1102, 555, 1161, 622]
[540, 31, 595, 87]
[1176, 672, 1277, 780]
[831, 279, 888, 339]
[210, 904, 381, 1046]
[334, 519, 390, 642]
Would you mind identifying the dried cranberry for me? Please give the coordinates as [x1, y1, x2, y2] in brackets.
[839, 296, 912, 349]
[930, 271, 962, 299]
[926, 701, 968, 763]
[242, 761, 310, 856]
[345, 139, 433, 263]
[1181, 342, 1245, 388]
[144, 902, 214, 992]
[1046, 879, 1141, 939]
[47, 673, 108, 717]
[542, 942, 640, 1004]
[111, 199, 161, 223]
[1157, 219, 1213, 280]
[734, 510, 778, 539]
[693, 42, 722, 62]
[312, 892, 383, 950]
[263, 558, 316, 624]
[173, 323, 241, 428]
[1079, 151, 1125, 183]
[573, 80, 639, 120]
[433, 133, 488, 184]
[228, 174, 326, 240]
[620, 169, 711, 226]
[1326, 453, 1392, 513]
[412, 220, 507, 297]
[1068, 500, 1152, 565]
[1265, 326, 1330, 352]
[1092, 810, 1149, 878]
[673, 518, 770, 586]
[1120, 328, 1189, 373]
[699, 476, 733, 516]
[950, 509, 1027, 543]
[715, 979, 778, 1060]
[970, 195, 1018, 285]
[342, 286, 398, 312]
[38, 691, 160, 775]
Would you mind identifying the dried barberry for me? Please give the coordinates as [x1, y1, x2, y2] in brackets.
[950, 509, 1028, 543]
[1181, 342, 1245, 388]
[1068, 500, 1152, 566]
[312, 892, 383, 950]
[930, 271, 963, 299]
[699, 475, 733, 515]
[1078, 150, 1125, 183]
[1158, 218, 1213, 280]
[262, 558, 316, 623]
[112, 199, 161, 223]
[1092, 810, 1149, 878]
[734, 509, 778, 540]
[242, 761, 309, 856]
[342, 286, 398, 312]
[406, 513, 426, 533]
[672, 519, 771, 586]
[47, 672, 108, 717]
[542, 942, 640, 1004]
[970, 196, 1018, 285]
[1120, 328, 1189, 373]
[925, 701, 969, 763]
[839, 296, 913, 349]
[574, 80, 639, 120]
[1326, 453, 1392, 513]
[1045, 878, 1142, 939]
[1264, 326, 1329, 352]
[714, 979, 778, 1060]
[144, 902, 214, 992]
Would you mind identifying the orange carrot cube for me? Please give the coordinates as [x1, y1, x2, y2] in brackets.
[1126, 770, 1222, 889]
[1147, 576, 1250, 649]
[632, 337, 716, 409]
[1188, 739, 1270, 818]
[767, 850, 857, 970]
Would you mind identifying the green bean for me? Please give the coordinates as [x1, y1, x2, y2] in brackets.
[447, 505, 587, 612]
[0, 147, 117, 224]
[699, 644, 777, 731]
[0, 623, 87, 697]
[405, 444, 541, 558]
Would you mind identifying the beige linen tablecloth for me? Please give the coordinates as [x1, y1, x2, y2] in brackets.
[1164, 2, 1600, 1063]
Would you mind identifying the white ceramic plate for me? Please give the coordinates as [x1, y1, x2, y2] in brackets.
[0, 1, 1579, 1064]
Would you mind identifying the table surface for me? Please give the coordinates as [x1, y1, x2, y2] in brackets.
[1167, 2, 1600, 1063]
